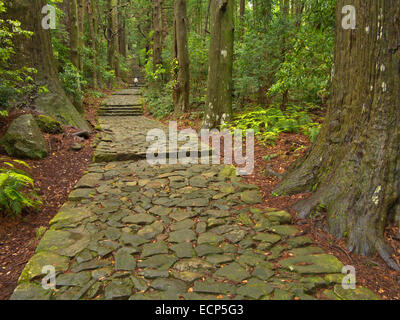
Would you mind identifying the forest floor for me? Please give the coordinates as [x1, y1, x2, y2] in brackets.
[1, 88, 399, 300]
[0, 91, 111, 300]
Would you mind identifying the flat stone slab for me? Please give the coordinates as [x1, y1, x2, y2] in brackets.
[103, 95, 141, 106]
[94, 116, 212, 163]
[112, 89, 142, 96]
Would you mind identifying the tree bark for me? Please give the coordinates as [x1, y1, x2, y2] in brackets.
[78, 0, 85, 71]
[173, 0, 190, 115]
[70, 0, 80, 69]
[153, 0, 162, 72]
[274, 0, 400, 270]
[87, 0, 98, 89]
[203, 0, 234, 129]
[4, 0, 89, 130]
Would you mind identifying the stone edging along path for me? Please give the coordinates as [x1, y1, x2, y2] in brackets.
[10, 89, 380, 300]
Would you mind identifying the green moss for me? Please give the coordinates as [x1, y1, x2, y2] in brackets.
[37, 115, 64, 134]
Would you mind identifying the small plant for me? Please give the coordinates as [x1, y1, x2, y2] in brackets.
[0, 159, 42, 217]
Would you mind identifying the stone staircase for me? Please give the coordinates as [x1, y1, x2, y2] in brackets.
[98, 87, 144, 117]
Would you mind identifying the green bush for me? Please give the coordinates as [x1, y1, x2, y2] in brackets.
[0, 160, 42, 217]
[223, 105, 321, 143]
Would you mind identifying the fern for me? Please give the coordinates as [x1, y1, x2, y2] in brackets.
[0, 160, 42, 217]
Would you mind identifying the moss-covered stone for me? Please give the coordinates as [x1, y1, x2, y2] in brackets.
[37, 114, 64, 134]
[18, 251, 69, 283]
[0, 114, 48, 159]
[10, 282, 53, 300]
[279, 254, 344, 274]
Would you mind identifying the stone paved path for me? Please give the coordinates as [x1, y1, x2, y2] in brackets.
[10, 89, 380, 300]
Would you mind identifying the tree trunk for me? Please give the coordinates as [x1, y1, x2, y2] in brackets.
[118, 0, 127, 58]
[78, 0, 85, 72]
[4, 0, 89, 130]
[87, 0, 98, 89]
[173, 0, 190, 115]
[274, 0, 400, 270]
[111, 0, 120, 80]
[204, 0, 211, 35]
[240, 0, 245, 19]
[161, 0, 169, 47]
[203, 0, 234, 129]
[70, 0, 80, 69]
[153, 0, 162, 72]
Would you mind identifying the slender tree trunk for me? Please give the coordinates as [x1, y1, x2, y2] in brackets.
[118, 0, 127, 57]
[274, 0, 400, 270]
[70, 0, 80, 69]
[111, 0, 120, 80]
[161, 0, 169, 46]
[87, 0, 98, 89]
[204, 0, 211, 35]
[173, 0, 190, 115]
[203, 0, 234, 129]
[153, 0, 162, 72]
[4, 0, 89, 130]
[240, 0, 245, 19]
[78, 0, 85, 71]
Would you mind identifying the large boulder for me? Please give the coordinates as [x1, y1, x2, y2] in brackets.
[0, 114, 48, 159]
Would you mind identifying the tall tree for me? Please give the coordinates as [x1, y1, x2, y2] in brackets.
[274, 0, 400, 270]
[87, 0, 98, 89]
[203, 0, 234, 129]
[78, 0, 85, 71]
[70, 0, 80, 69]
[173, 0, 190, 115]
[153, 0, 162, 72]
[5, 0, 89, 130]
[107, 0, 120, 83]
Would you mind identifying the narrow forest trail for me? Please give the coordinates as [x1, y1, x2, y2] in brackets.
[9, 89, 380, 300]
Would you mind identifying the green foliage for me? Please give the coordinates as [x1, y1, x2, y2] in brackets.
[0, 0, 36, 109]
[234, 0, 335, 109]
[59, 62, 87, 102]
[144, 88, 174, 119]
[223, 105, 320, 143]
[0, 159, 42, 217]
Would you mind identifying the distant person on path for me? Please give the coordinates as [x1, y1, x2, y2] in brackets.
[134, 77, 139, 87]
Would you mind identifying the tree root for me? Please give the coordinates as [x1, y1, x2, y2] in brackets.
[375, 240, 400, 271]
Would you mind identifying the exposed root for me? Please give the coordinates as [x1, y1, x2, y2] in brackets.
[375, 240, 400, 271]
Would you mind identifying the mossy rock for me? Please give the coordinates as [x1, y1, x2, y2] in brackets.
[0, 114, 48, 159]
[37, 114, 64, 134]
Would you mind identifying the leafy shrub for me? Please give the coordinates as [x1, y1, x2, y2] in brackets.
[0, 160, 42, 217]
[59, 62, 87, 102]
[223, 105, 321, 143]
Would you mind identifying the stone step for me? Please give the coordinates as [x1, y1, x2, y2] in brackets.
[98, 113, 143, 117]
[99, 106, 143, 111]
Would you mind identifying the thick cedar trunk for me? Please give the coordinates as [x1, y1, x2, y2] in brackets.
[274, 0, 400, 270]
[153, 0, 162, 72]
[173, 0, 190, 115]
[5, 0, 89, 130]
[203, 0, 234, 129]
